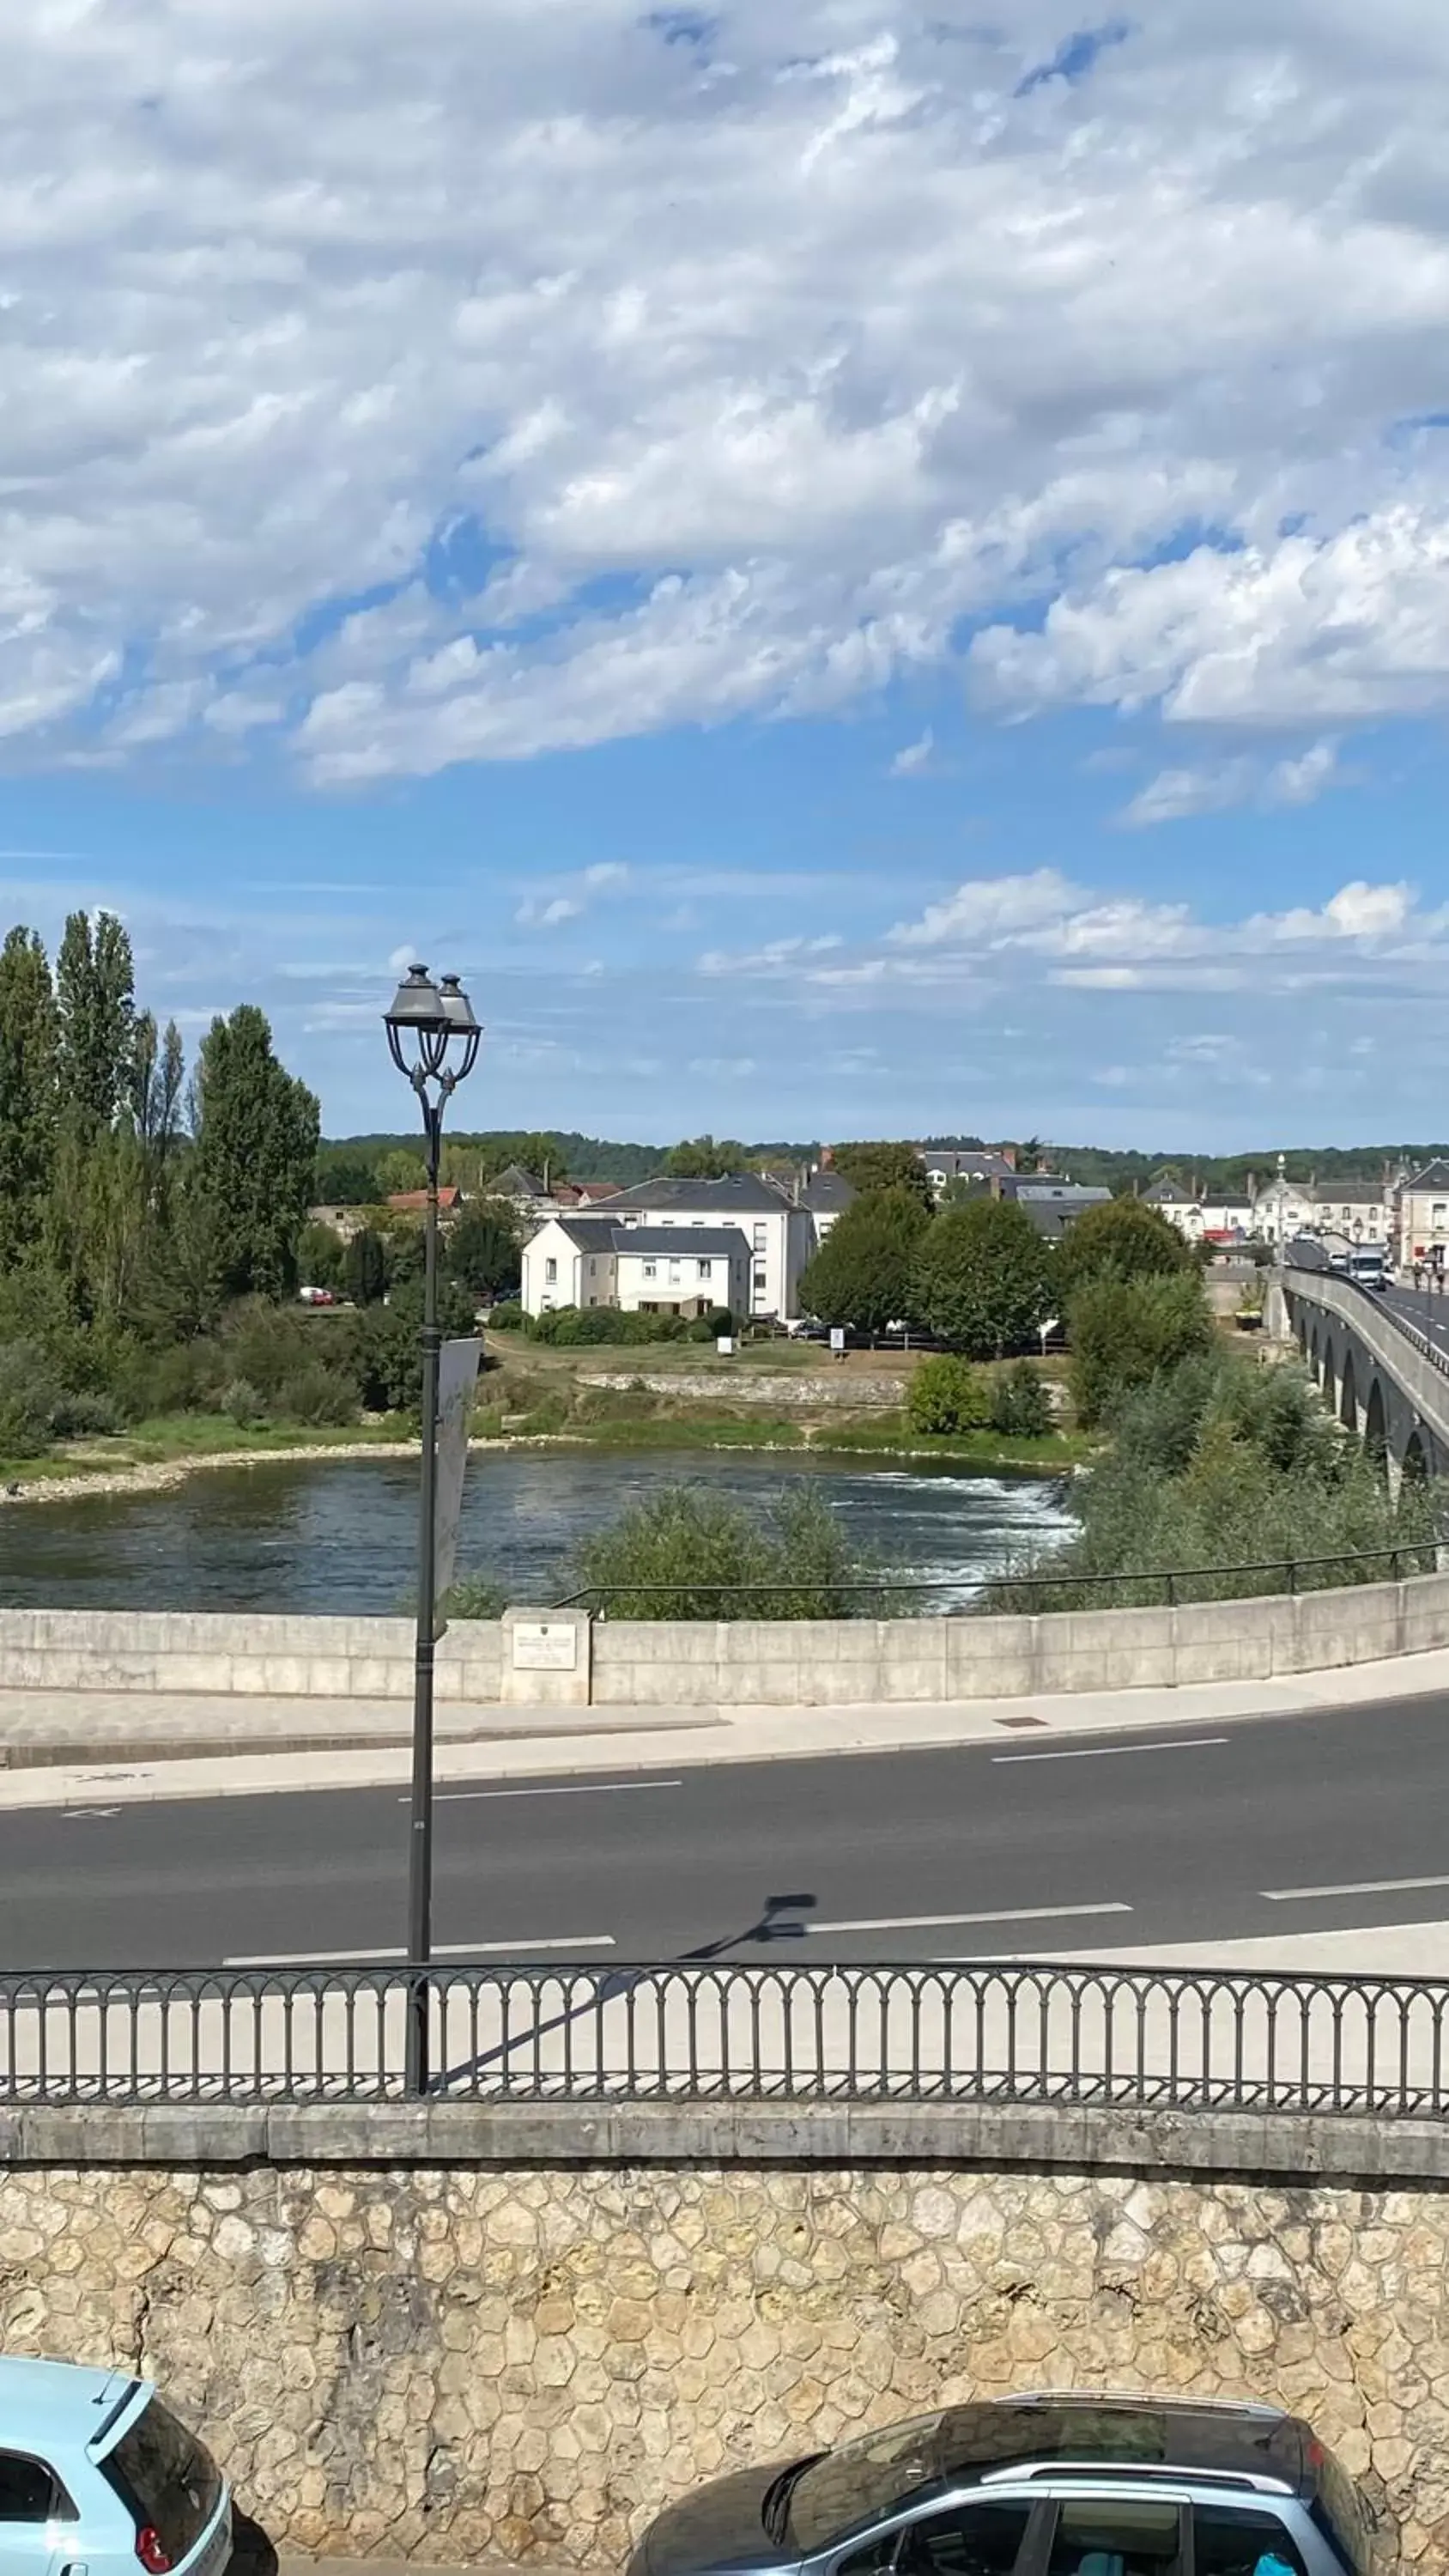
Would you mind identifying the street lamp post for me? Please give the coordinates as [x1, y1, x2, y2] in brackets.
[385, 964, 482, 2095]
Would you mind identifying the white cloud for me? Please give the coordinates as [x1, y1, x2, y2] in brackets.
[890, 729, 935, 777]
[515, 894, 582, 929]
[699, 933, 844, 977]
[888, 869, 1080, 949]
[3, 3, 1449, 772]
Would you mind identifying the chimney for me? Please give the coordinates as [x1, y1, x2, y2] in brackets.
[820, 1143, 834, 1169]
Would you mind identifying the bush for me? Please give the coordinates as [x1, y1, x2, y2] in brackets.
[1055, 1197, 1191, 1301]
[439, 1573, 508, 1620]
[221, 1376, 265, 1428]
[527, 1305, 693, 1347]
[907, 1354, 991, 1435]
[49, 1388, 126, 1438]
[0, 1340, 58, 1456]
[488, 1302, 526, 1333]
[990, 1359, 1053, 1438]
[274, 1364, 358, 1427]
[571, 1481, 888, 1618]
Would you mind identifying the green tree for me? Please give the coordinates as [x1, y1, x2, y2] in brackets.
[831, 1141, 933, 1207]
[518, 1133, 567, 1185]
[345, 1228, 388, 1307]
[447, 1200, 520, 1301]
[55, 909, 135, 1139]
[1056, 1194, 1191, 1302]
[0, 927, 58, 1268]
[910, 1198, 1053, 1356]
[190, 1005, 320, 1304]
[797, 1187, 930, 1333]
[313, 1146, 381, 1205]
[907, 1353, 990, 1435]
[990, 1358, 1053, 1437]
[298, 1220, 346, 1292]
[355, 1274, 477, 1412]
[1068, 1270, 1215, 1427]
[664, 1134, 748, 1180]
[375, 1147, 428, 1197]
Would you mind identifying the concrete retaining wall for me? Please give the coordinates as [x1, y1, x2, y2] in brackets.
[0, 1609, 502, 1702]
[3, 1573, 1447, 1705]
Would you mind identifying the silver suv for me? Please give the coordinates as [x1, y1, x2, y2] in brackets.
[628, 2396, 1382, 2576]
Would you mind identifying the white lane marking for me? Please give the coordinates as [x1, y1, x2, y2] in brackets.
[62, 1807, 122, 1819]
[1264, 1872, 1449, 1904]
[224, 1934, 616, 1965]
[806, 1901, 1131, 1935]
[409, 1778, 683, 1806]
[993, 1736, 1228, 1766]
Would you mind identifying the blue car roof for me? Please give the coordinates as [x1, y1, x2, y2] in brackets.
[0, 2357, 148, 2453]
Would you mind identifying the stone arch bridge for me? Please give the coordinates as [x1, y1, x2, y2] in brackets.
[1267, 1264, 1449, 1485]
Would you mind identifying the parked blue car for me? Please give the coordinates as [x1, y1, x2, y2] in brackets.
[0, 2358, 230, 2576]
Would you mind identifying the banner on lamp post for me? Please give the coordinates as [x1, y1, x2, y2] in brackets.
[433, 1335, 483, 1621]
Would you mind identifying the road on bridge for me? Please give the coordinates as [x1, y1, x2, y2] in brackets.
[3, 1691, 1449, 1971]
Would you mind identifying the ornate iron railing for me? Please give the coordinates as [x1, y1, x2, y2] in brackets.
[3, 1959, 1448, 2117]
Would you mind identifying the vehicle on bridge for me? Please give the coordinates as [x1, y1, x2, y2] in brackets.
[0, 2358, 231, 2576]
[630, 2392, 1380, 2576]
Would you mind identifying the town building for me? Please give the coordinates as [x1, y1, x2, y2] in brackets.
[801, 1168, 856, 1241]
[600, 1175, 813, 1320]
[918, 1146, 1018, 1200]
[1397, 1163, 1449, 1270]
[1140, 1177, 1255, 1244]
[1013, 1180, 1113, 1241]
[519, 1218, 749, 1320]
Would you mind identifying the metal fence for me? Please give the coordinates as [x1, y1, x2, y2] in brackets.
[4, 1959, 1449, 2117]
[556, 1541, 1440, 1615]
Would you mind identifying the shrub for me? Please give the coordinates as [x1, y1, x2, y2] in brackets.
[221, 1376, 265, 1428]
[49, 1388, 126, 1438]
[274, 1364, 358, 1427]
[0, 1340, 58, 1456]
[439, 1573, 507, 1619]
[488, 1302, 526, 1333]
[907, 1354, 991, 1435]
[990, 1358, 1053, 1438]
[1055, 1196, 1191, 1301]
[571, 1481, 885, 1618]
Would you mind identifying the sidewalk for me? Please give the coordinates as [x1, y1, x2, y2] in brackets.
[2, 1641, 1448, 1810]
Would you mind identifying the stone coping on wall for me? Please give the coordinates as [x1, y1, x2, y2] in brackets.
[3, 2099, 1448, 2184]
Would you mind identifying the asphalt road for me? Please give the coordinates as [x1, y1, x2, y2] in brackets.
[4, 1691, 1449, 1969]
[1380, 1283, 1449, 1358]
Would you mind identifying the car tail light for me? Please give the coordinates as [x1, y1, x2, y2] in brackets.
[136, 2527, 173, 2573]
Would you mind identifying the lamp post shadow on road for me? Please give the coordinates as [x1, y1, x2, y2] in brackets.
[384, 963, 482, 2095]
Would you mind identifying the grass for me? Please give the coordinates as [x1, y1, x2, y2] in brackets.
[0, 1411, 412, 1484]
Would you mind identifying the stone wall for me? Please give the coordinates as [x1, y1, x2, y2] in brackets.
[2, 2132, 1448, 2567]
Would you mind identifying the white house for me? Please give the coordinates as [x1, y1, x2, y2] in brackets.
[801, 1168, 856, 1242]
[1141, 1177, 1254, 1243]
[601, 1176, 813, 1320]
[521, 1217, 619, 1315]
[612, 1227, 749, 1317]
[1397, 1162, 1449, 1269]
[519, 1216, 750, 1320]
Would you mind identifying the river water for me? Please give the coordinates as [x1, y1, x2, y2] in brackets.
[0, 1449, 1076, 1615]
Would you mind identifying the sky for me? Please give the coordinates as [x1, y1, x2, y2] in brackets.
[5, 3, 1449, 1149]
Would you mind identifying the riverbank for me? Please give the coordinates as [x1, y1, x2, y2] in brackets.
[0, 1406, 1089, 1507]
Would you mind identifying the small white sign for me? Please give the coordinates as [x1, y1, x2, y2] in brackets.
[829, 1326, 846, 1354]
[512, 1619, 579, 1672]
[716, 1334, 734, 1355]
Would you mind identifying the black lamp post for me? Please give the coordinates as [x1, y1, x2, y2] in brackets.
[385, 963, 482, 2094]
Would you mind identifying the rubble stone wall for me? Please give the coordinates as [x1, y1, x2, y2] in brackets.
[1, 2157, 1446, 2566]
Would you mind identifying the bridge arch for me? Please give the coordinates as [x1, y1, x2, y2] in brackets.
[1365, 1375, 1389, 1464]
[1404, 1426, 1430, 1483]
[1338, 1347, 1356, 1432]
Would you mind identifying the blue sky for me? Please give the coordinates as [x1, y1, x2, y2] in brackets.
[5, 1, 1449, 1150]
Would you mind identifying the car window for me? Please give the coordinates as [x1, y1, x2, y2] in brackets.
[1192, 2506, 1307, 2576]
[102, 2400, 221, 2562]
[0, 2456, 56, 2524]
[836, 2535, 901, 2576]
[897, 2501, 1032, 2576]
[1046, 2498, 1181, 2576]
[1309, 2455, 1375, 2576]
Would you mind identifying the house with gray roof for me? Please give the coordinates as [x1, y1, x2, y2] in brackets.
[600, 1172, 812, 1317]
[520, 1214, 751, 1321]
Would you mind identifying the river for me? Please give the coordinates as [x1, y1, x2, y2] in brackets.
[0, 1449, 1076, 1615]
